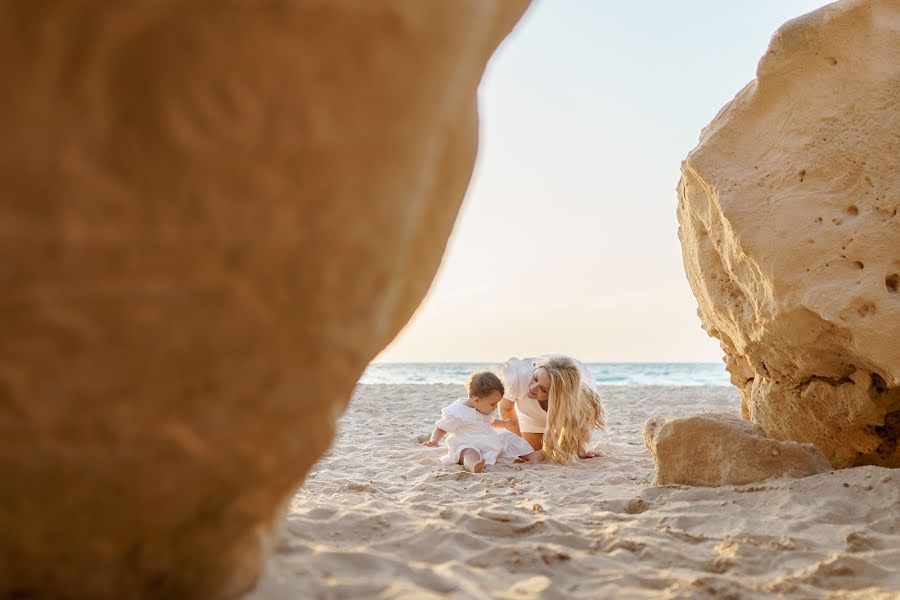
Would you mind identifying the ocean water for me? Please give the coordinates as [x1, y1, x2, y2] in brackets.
[360, 362, 731, 387]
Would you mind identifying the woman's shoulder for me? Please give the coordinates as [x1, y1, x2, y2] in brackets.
[499, 357, 535, 379]
[574, 359, 597, 391]
[499, 357, 536, 400]
[500, 357, 536, 370]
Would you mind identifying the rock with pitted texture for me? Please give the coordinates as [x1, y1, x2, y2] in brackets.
[643, 413, 832, 486]
[677, 0, 900, 469]
[0, 1, 529, 597]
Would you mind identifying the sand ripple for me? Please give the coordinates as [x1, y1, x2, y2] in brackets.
[247, 384, 900, 599]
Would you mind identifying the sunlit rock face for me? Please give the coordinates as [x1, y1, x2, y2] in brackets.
[678, 0, 900, 469]
[643, 413, 831, 486]
[0, 1, 529, 597]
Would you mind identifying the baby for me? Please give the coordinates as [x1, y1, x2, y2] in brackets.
[423, 370, 543, 472]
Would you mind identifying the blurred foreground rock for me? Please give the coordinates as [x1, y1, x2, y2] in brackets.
[644, 413, 832, 486]
[677, 0, 900, 468]
[0, 1, 529, 597]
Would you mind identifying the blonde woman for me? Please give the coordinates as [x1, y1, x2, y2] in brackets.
[498, 356, 605, 463]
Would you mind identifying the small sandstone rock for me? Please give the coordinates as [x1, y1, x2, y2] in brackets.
[643, 413, 831, 486]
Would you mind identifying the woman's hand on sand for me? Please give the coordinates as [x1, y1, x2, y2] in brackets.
[578, 449, 600, 459]
[422, 440, 439, 447]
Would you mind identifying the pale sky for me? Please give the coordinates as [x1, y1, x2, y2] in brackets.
[377, 0, 829, 363]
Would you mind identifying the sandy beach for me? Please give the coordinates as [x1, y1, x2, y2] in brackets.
[247, 384, 899, 599]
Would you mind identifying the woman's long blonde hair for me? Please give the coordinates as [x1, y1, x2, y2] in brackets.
[539, 356, 605, 463]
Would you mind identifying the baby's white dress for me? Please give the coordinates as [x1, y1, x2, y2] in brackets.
[435, 399, 536, 466]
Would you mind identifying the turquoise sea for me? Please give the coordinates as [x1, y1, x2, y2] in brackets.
[360, 362, 731, 387]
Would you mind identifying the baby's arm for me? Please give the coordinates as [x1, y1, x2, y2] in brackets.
[422, 427, 447, 447]
[491, 418, 516, 432]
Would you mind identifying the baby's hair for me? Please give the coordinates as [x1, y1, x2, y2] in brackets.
[466, 370, 505, 399]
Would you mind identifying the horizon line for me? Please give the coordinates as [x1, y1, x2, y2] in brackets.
[369, 360, 725, 365]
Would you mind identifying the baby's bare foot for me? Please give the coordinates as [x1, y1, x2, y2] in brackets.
[465, 459, 485, 473]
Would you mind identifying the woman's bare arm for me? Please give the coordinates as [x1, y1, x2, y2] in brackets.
[499, 398, 520, 436]
[522, 432, 543, 451]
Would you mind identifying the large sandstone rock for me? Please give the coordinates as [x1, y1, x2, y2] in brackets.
[643, 413, 832, 486]
[677, 0, 900, 468]
[0, 2, 528, 597]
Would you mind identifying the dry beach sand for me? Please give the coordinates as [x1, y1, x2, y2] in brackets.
[248, 384, 899, 599]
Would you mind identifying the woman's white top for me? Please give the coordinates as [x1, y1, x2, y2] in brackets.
[499, 357, 596, 434]
[434, 399, 535, 466]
